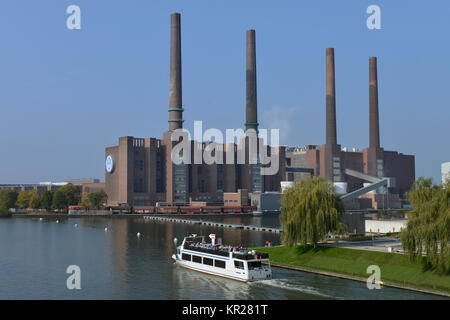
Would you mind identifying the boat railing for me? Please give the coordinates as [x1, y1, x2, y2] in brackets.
[182, 241, 270, 260]
[183, 243, 231, 257]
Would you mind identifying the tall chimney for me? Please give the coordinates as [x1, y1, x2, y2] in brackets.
[369, 57, 380, 148]
[326, 48, 337, 145]
[245, 29, 258, 132]
[168, 13, 183, 131]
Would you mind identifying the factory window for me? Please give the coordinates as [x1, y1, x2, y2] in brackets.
[197, 180, 205, 193]
[156, 179, 162, 193]
[134, 178, 144, 193]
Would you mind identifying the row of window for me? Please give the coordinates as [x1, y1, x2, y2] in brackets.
[135, 160, 144, 171]
[181, 253, 226, 268]
[134, 178, 144, 193]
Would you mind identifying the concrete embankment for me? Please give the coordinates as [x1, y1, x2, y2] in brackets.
[11, 213, 282, 233]
[267, 261, 450, 298]
[142, 215, 282, 233]
[12, 213, 254, 219]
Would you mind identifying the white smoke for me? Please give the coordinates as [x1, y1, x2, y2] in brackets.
[261, 106, 299, 145]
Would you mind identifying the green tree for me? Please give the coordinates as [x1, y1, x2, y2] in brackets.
[0, 188, 18, 215]
[280, 177, 346, 248]
[40, 190, 54, 211]
[16, 191, 33, 209]
[29, 190, 41, 209]
[400, 178, 450, 274]
[58, 184, 80, 206]
[86, 190, 108, 210]
[52, 189, 68, 211]
[80, 198, 91, 210]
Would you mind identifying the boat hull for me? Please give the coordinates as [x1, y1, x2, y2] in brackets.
[172, 253, 271, 282]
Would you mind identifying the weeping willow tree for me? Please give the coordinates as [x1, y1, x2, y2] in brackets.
[280, 177, 346, 248]
[400, 178, 450, 274]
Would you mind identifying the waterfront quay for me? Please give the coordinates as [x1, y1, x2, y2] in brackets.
[11, 212, 282, 233]
[11, 212, 253, 219]
[142, 215, 282, 233]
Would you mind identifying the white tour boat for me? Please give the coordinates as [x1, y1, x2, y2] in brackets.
[172, 234, 272, 282]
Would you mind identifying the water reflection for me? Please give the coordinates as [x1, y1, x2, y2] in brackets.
[171, 264, 251, 300]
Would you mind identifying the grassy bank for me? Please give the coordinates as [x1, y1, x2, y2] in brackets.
[254, 245, 450, 295]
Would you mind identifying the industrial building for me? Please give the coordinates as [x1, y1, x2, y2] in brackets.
[104, 13, 415, 210]
[286, 50, 415, 209]
[104, 13, 285, 207]
[0, 178, 101, 196]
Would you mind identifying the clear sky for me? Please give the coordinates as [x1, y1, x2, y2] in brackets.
[0, 0, 449, 184]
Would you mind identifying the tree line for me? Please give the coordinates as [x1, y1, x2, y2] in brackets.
[0, 184, 107, 214]
[280, 176, 449, 274]
[401, 178, 449, 274]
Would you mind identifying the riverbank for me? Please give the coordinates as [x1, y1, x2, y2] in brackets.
[11, 212, 254, 219]
[254, 245, 450, 297]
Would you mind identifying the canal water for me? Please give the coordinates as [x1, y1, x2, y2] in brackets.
[0, 217, 444, 300]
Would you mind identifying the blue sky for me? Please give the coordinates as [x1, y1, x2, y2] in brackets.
[0, 0, 449, 184]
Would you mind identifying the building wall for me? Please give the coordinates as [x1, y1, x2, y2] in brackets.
[383, 151, 415, 197]
[359, 193, 401, 209]
[365, 219, 408, 234]
[224, 189, 248, 207]
[441, 162, 450, 184]
[250, 192, 281, 211]
[303, 144, 415, 199]
[341, 151, 365, 192]
[105, 134, 285, 206]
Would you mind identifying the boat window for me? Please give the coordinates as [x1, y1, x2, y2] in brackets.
[234, 261, 244, 270]
[203, 257, 213, 266]
[214, 260, 226, 268]
[248, 261, 262, 270]
[192, 255, 202, 263]
[182, 253, 191, 261]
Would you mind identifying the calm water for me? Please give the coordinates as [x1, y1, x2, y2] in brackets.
[0, 216, 444, 300]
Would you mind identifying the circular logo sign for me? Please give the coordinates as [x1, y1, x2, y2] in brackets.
[105, 155, 115, 173]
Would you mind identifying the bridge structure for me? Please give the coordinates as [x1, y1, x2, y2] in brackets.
[340, 168, 394, 202]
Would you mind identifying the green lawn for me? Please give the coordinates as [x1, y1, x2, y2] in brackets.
[253, 245, 450, 295]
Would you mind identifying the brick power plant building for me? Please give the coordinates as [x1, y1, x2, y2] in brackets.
[104, 13, 415, 210]
[104, 13, 285, 208]
[286, 50, 415, 209]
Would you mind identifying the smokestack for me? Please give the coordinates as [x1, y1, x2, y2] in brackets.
[369, 57, 380, 149]
[245, 29, 258, 132]
[326, 48, 337, 145]
[168, 13, 183, 131]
